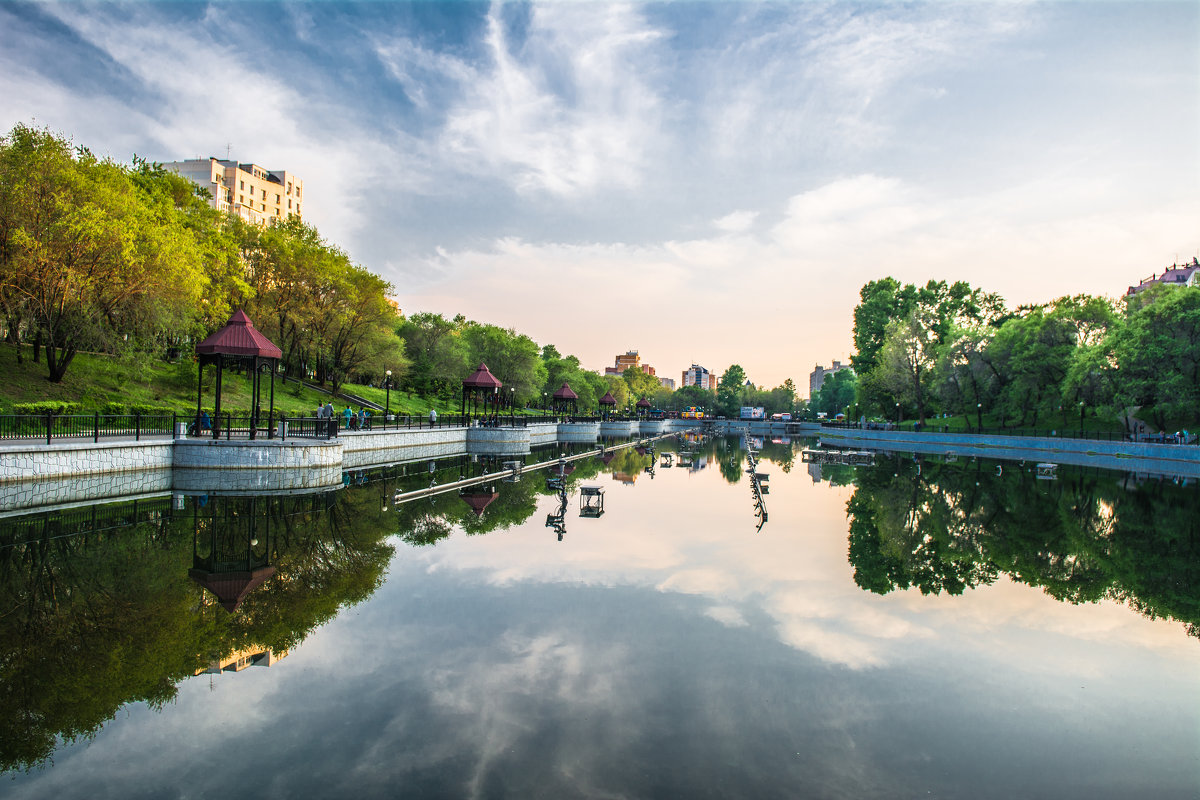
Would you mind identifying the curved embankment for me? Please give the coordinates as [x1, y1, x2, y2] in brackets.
[816, 428, 1200, 477]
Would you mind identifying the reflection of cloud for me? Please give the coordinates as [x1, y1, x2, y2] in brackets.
[705, 605, 748, 628]
[415, 466, 1197, 673]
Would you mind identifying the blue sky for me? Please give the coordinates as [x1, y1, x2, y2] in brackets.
[2, 1, 1197, 389]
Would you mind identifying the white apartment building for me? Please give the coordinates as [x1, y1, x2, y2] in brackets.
[681, 364, 714, 391]
[163, 157, 304, 226]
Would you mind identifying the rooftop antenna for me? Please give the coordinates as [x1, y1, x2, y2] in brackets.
[225, 142, 232, 159]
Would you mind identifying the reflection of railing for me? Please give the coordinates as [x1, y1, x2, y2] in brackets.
[0, 413, 177, 443]
[0, 496, 176, 545]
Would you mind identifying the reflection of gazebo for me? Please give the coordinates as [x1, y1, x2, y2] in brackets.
[460, 486, 499, 517]
[636, 397, 651, 417]
[195, 310, 282, 439]
[552, 382, 578, 416]
[461, 363, 503, 419]
[188, 496, 276, 612]
[599, 391, 617, 419]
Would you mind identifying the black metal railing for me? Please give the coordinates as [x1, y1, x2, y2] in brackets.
[0, 413, 177, 443]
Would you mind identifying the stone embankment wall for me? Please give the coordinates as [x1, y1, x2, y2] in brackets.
[0, 439, 174, 484]
[341, 427, 468, 469]
[817, 428, 1200, 475]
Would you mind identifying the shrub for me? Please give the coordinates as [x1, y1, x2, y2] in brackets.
[12, 401, 83, 416]
[127, 404, 175, 417]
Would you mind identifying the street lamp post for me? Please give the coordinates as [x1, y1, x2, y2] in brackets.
[510, 387, 515, 423]
[976, 402, 982, 433]
[385, 370, 392, 424]
[895, 402, 900, 426]
[543, 392, 547, 415]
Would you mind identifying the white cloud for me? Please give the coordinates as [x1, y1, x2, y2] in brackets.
[401, 2, 668, 197]
[713, 210, 758, 233]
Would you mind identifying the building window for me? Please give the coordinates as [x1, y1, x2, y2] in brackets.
[239, 180, 244, 189]
[296, 204, 301, 215]
[288, 199, 292, 208]
[275, 194, 280, 203]
[239, 194, 243, 203]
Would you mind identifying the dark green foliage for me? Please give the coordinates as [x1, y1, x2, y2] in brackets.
[11, 401, 83, 415]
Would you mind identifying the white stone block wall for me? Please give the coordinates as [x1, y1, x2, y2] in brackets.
[0, 470, 174, 513]
[600, 421, 638, 437]
[173, 439, 343, 470]
[557, 423, 599, 443]
[340, 428, 470, 469]
[0, 440, 174, 484]
[466, 426, 531, 455]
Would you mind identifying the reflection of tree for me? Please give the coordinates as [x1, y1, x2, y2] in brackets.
[758, 440, 794, 474]
[0, 488, 397, 773]
[843, 456, 1200, 636]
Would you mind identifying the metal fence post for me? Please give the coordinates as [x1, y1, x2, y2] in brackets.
[135, 411, 141, 441]
[46, 413, 52, 444]
[94, 411, 100, 443]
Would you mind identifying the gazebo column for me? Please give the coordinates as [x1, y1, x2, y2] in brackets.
[213, 354, 223, 440]
[195, 360, 204, 436]
[268, 360, 276, 437]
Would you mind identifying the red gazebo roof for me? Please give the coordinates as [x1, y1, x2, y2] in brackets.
[599, 391, 616, 406]
[463, 363, 503, 389]
[552, 382, 578, 401]
[460, 488, 499, 517]
[196, 310, 282, 358]
[636, 397, 651, 408]
[188, 566, 277, 612]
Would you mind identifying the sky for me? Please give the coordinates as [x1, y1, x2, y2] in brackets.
[1, 1, 1197, 392]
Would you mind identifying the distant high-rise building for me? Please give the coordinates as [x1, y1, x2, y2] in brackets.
[659, 376, 675, 391]
[682, 364, 714, 391]
[809, 360, 852, 398]
[162, 157, 304, 226]
[604, 350, 658, 377]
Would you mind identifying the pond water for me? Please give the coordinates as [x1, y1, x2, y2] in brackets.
[2, 436, 1198, 798]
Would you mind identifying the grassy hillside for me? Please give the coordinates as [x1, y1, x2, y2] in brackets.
[0, 344, 453, 417]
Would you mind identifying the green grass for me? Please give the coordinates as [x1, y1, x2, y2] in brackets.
[0, 344, 542, 418]
[0, 344, 376, 416]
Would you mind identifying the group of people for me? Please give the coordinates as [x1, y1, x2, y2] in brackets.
[315, 402, 372, 430]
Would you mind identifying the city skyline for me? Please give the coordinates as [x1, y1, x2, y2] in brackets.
[1, 1, 1196, 387]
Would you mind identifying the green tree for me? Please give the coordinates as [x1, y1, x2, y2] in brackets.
[1111, 285, 1200, 431]
[398, 312, 470, 398]
[0, 124, 206, 382]
[716, 364, 748, 417]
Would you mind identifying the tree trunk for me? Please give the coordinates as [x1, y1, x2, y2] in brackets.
[45, 344, 75, 383]
[32, 331, 41, 364]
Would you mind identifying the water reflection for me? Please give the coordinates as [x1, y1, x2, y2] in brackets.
[839, 452, 1200, 637]
[0, 488, 394, 773]
[2, 436, 1198, 794]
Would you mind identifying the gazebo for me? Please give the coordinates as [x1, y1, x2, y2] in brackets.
[552, 382, 578, 416]
[187, 495, 276, 613]
[460, 486, 499, 518]
[636, 397, 651, 416]
[195, 310, 281, 440]
[461, 363, 503, 420]
[598, 391, 617, 419]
